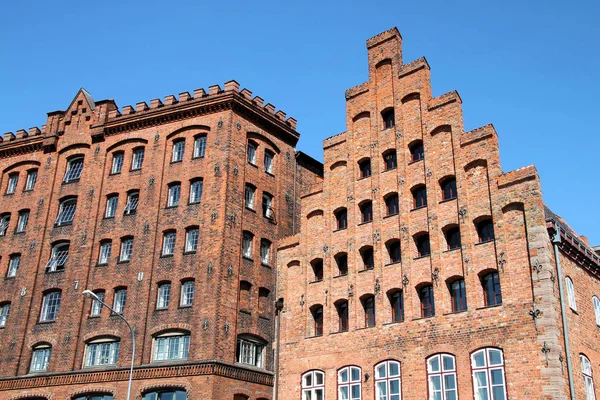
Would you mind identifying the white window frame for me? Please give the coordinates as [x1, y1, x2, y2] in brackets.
[124, 191, 139, 215]
[566, 277, 577, 311]
[302, 370, 325, 400]
[132, 148, 145, 170]
[162, 232, 176, 256]
[168, 184, 181, 207]
[264, 150, 274, 174]
[41, 291, 61, 321]
[375, 360, 401, 400]
[90, 291, 105, 317]
[7, 254, 20, 277]
[98, 241, 112, 265]
[427, 354, 458, 400]
[338, 366, 362, 400]
[242, 232, 253, 259]
[180, 281, 195, 307]
[64, 157, 84, 182]
[55, 198, 77, 226]
[471, 348, 507, 400]
[119, 238, 133, 262]
[113, 289, 127, 314]
[189, 180, 203, 204]
[172, 140, 185, 162]
[594, 296, 600, 326]
[25, 170, 37, 191]
[581, 354, 596, 400]
[245, 185, 255, 210]
[7, 174, 19, 194]
[46, 243, 69, 272]
[193, 136, 207, 158]
[16, 210, 29, 232]
[247, 142, 257, 165]
[0, 303, 10, 327]
[153, 332, 190, 361]
[30, 345, 51, 372]
[85, 339, 120, 367]
[157, 283, 171, 309]
[105, 195, 118, 218]
[0, 214, 9, 236]
[237, 336, 264, 368]
[111, 152, 124, 174]
[185, 228, 199, 253]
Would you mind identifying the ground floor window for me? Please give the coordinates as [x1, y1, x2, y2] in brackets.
[471, 348, 507, 400]
[142, 390, 186, 400]
[302, 370, 325, 400]
[427, 353, 457, 400]
[375, 360, 401, 400]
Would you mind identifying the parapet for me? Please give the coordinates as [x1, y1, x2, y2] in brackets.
[366, 27, 402, 49]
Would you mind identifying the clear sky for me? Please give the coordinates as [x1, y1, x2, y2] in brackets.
[1, 0, 598, 244]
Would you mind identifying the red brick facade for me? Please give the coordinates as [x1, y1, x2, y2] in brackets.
[275, 28, 600, 400]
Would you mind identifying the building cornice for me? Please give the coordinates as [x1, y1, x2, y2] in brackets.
[547, 220, 600, 278]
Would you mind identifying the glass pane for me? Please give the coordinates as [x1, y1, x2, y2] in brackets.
[490, 369, 504, 385]
[492, 385, 505, 400]
[476, 388, 489, 400]
[488, 349, 502, 366]
[161, 393, 174, 400]
[351, 367, 360, 381]
[315, 372, 324, 385]
[389, 361, 399, 377]
[428, 356, 440, 372]
[376, 381, 387, 398]
[390, 379, 400, 394]
[444, 374, 456, 389]
[442, 355, 455, 371]
[340, 368, 348, 382]
[445, 389, 457, 400]
[430, 375, 441, 391]
[315, 389, 323, 400]
[175, 391, 187, 400]
[473, 351, 486, 367]
[339, 386, 349, 400]
[376, 363, 386, 378]
[304, 374, 312, 387]
[351, 384, 360, 398]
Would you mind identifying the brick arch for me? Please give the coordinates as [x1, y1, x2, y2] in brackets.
[3, 159, 41, 174]
[464, 158, 487, 172]
[330, 160, 347, 170]
[58, 143, 91, 155]
[166, 124, 211, 140]
[247, 131, 281, 154]
[105, 137, 148, 152]
[136, 382, 191, 400]
[429, 124, 452, 136]
[306, 209, 324, 219]
[501, 201, 525, 214]
[9, 395, 52, 400]
[83, 329, 121, 342]
[401, 92, 420, 103]
[66, 386, 117, 399]
[27, 337, 57, 349]
[352, 111, 370, 122]
[149, 322, 192, 337]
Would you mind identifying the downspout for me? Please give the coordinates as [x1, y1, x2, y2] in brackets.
[552, 225, 576, 399]
[273, 299, 284, 400]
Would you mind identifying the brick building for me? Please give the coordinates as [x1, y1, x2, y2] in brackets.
[0, 82, 322, 399]
[275, 28, 600, 400]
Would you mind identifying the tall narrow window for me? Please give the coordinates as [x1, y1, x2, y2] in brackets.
[566, 277, 577, 311]
[335, 253, 348, 276]
[445, 226, 461, 250]
[194, 135, 207, 158]
[245, 184, 255, 210]
[180, 280, 195, 306]
[412, 185, 427, 209]
[409, 141, 424, 162]
[450, 279, 467, 312]
[335, 208, 348, 230]
[6, 173, 18, 194]
[64, 157, 84, 182]
[593, 296, 600, 326]
[581, 354, 596, 400]
[0, 303, 10, 327]
[7, 254, 20, 278]
[385, 193, 399, 216]
[389, 290, 404, 323]
[30, 345, 51, 372]
[263, 192, 274, 219]
[415, 233, 431, 257]
[336, 300, 349, 332]
[471, 348, 507, 400]
[111, 152, 124, 175]
[375, 360, 401, 400]
[25, 169, 37, 191]
[124, 191, 139, 215]
[153, 332, 190, 361]
[441, 176, 457, 200]
[16, 209, 29, 232]
[363, 295, 376, 327]
[383, 150, 397, 171]
[40, 291, 61, 321]
[311, 259, 323, 282]
[113, 288, 127, 314]
[264, 150, 274, 174]
[85, 339, 120, 367]
[382, 108, 395, 129]
[189, 179, 203, 204]
[419, 285, 435, 318]
[358, 159, 371, 179]
[338, 366, 362, 400]
[0, 214, 9, 236]
[476, 218, 495, 243]
[236, 336, 265, 367]
[361, 247, 374, 270]
[172, 140, 185, 162]
[119, 237, 133, 262]
[302, 371, 325, 400]
[260, 239, 271, 266]
[162, 231, 176, 256]
[95, 241, 111, 266]
[242, 232, 253, 259]
[360, 201, 373, 223]
[105, 194, 118, 218]
[90, 291, 105, 316]
[131, 147, 145, 170]
[55, 198, 77, 226]
[312, 305, 323, 336]
[46, 243, 69, 272]
[185, 227, 199, 253]
[386, 240, 401, 264]
[247, 142, 257, 165]
[157, 283, 171, 309]
[167, 183, 181, 207]
[427, 354, 457, 400]
[482, 272, 502, 306]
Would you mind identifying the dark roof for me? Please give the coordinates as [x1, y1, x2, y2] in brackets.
[296, 151, 324, 177]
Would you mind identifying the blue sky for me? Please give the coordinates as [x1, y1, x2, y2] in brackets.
[1, 0, 598, 244]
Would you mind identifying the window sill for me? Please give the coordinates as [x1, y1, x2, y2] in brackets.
[385, 261, 401, 267]
[357, 221, 373, 226]
[329, 330, 349, 335]
[192, 155, 205, 160]
[261, 263, 272, 269]
[108, 172, 122, 177]
[183, 251, 196, 256]
[96, 263, 108, 267]
[439, 197, 457, 204]
[242, 256, 253, 262]
[248, 162, 258, 168]
[475, 240, 495, 246]
[155, 307, 168, 312]
[160, 254, 174, 259]
[408, 159, 424, 165]
[87, 315, 100, 319]
[333, 273, 348, 279]
[475, 304, 502, 311]
[382, 167, 397, 173]
[123, 212, 137, 217]
[383, 213, 399, 219]
[178, 304, 193, 309]
[413, 254, 430, 260]
[443, 247, 461, 253]
[62, 179, 80, 185]
[23, 189, 34, 193]
[103, 216, 115, 220]
[110, 312, 124, 317]
[570, 308, 579, 315]
[130, 168, 142, 173]
[188, 201, 200, 206]
[333, 227, 347, 232]
[265, 171, 275, 177]
[117, 260, 130, 264]
[305, 334, 324, 339]
[309, 279, 323, 284]
[245, 206, 256, 213]
[170, 160, 183, 165]
[4, 276, 16, 281]
[165, 205, 179, 209]
[14, 230, 25, 235]
[358, 268, 374, 273]
[54, 222, 73, 228]
[45, 269, 65, 275]
[37, 320, 56, 325]
[383, 320, 404, 326]
[239, 309, 251, 315]
[355, 325, 376, 331]
[443, 309, 468, 316]
[4, 193, 15, 196]
[259, 315, 271, 321]
[410, 206, 427, 212]
[357, 176, 372, 181]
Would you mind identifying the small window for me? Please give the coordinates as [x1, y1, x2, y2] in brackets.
[0, 213, 9, 236]
[382, 108, 395, 129]
[180, 280, 195, 307]
[311, 305, 324, 336]
[427, 354, 457, 400]
[90, 291, 105, 317]
[236, 335, 265, 367]
[385, 193, 399, 216]
[409, 140, 424, 162]
[360, 246, 374, 270]
[40, 291, 62, 321]
[157, 282, 171, 309]
[449, 279, 467, 312]
[262, 192, 274, 219]
[482, 271, 502, 306]
[45, 243, 69, 272]
[415, 233, 431, 257]
[131, 147, 145, 170]
[143, 390, 186, 400]
[30, 344, 51, 372]
[471, 348, 507, 400]
[383, 149, 397, 171]
[113, 288, 127, 314]
[245, 184, 255, 210]
[63, 156, 84, 183]
[55, 197, 77, 226]
[162, 231, 176, 256]
[75, 394, 114, 400]
[189, 179, 203, 204]
[593, 296, 600, 326]
[375, 360, 401, 400]
[167, 183, 181, 207]
[335, 208, 348, 230]
[386, 240, 401, 264]
[311, 259, 323, 282]
[105, 194, 118, 218]
[98, 240, 112, 265]
[124, 191, 139, 215]
[441, 176, 457, 200]
[247, 142, 257, 165]
[362, 295, 376, 327]
[185, 227, 199, 253]
[476, 218, 495, 243]
[566, 277, 577, 311]
[7, 254, 20, 278]
[419, 285, 435, 318]
[194, 135, 207, 158]
[445, 226, 461, 250]
[111, 152, 124, 175]
[358, 159, 371, 179]
[25, 169, 37, 191]
[337, 366, 361, 400]
[360, 201, 373, 223]
[335, 253, 348, 276]
[0, 303, 10, 327]
[242, 231, 253, 259]
[153, 332, 189, 361]
[412, 185, 427, 209]
[119, 237, 133, 262]
[264, 150, 274, 174]
[85, 339, 120, 367]
[172, 140, 185, 162]
[302, 370, 325, 400]
[336, 300, 349, 332]
[581, 354, 596, 400]
[6, 173, 18, 194]
[260, 239, 271, 266]
[389, 290, 404, 323]
[16, 209, 30, 232]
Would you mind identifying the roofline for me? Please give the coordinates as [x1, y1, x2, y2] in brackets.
[546, 218, 600, 278]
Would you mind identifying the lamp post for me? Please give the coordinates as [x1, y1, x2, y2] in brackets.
[82, 289, 135, 400]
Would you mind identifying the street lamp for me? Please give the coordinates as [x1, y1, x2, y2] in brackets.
[82, 289, 135, 400]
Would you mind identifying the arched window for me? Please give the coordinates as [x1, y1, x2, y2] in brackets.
[90, 290, 105, 317]
[388, 290, 404, 323]
[0, 213, 10, 236]
[162, 230, 176, 256]
[311, 305, 324, 336]
[375, 360, 401, 400]
[113, 287, 127, 314]
[566, 277, 577, 311]
[194, 135, 207, 158]
[482, 271, 502, 306]
[419, 285, 435, 318]
[581, 354, 596, 400]
[335, 207, 348, 230]
[180, 280, 195, 307]
[360, 246, 374, 270]
[440, 176, 457, 201]
[471, 348, 507, 400]
[172, 139, 185, 162]
[236, 335, 266, 368]
[167, 182, 181, 207]
[7, 253, 21, 277]
[56, 197, 77, 226]
[386, 239, 401, 264]
[412, 185, 427, 209]
[189, 178, 203, 204]
[449, 278, 467, 312]
[142, 389, 186, 400]
[185, 226, 199, 253]
[476, 218, 495, 243]
[247, 141, 258, 165]
[260, 239, 271, 266]
[245, 183, 255, 210]
[119, 236, 134, 262]
[25, 169, 38, 191]
[444, 226, 461, 250]
[302, 370, 325, 400]
[409, 140, 424, 162]
[152, 331, 190, 361]
[40, 290, 62, 321]
[263, 192, 274, 219]
[414, 233, 430, 257]
[311, 259, 323, 282]
[358, 158, 371, 179]
[30, 343, 52, 372]
[124, 190, 139, 215]
[242, 231, 253, 259]
[335, 253, 348, 276]
[385, 193, 399, 216]
[360, 201, 373, 223]
[84, 337, 120, 367]
[427, 354, 457, 400]
[0, 302, 10, 327]
[382, 108, 395, 129]
[383, 149, 397, 171]
[593, 296, 600, 326]
[111, 151, 124, 174]
[105, 194, 118, 218]
[6, 172, 19, 194]
[338, 366, 361, 400]
[264, 149, 275, 174]
[73, 394, 114, 400]
[335, 299, 349, 332]
[362, 294, 376, 327]
[157, 282, 172, 309]
[16, 209, 30, 233]
[64, 156, 84, 183]
[132, 147, 145, 170]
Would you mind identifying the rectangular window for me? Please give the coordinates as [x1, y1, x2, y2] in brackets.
[85, 341, 119, 367]
[451, 280, 467, 312]
[263, 193, 273, 219]
[41, 292, 61, 321]
[0, 215, 9, 236]
[181, 281, 195, 306]
[153, 335, 190, 361]
[0, 303, 10, 327]
[157, 283, 171, 309]
[25, 170, 37, 191]
[245, 185, 255, 209]
[189, 180, 203, 204]
[338, 302, 349, 332]
[131, 148, 145, 170]
[90, 292, 105, 316]
[124, 192, 139, 215]
[7, 174, 18, 194]
[63, 158, 83, 182]
[185, 228, 199, 253]
[172, 140, 185, 162]
[194, 136, 207, 158]
[264, 150, 274, 174]
[237, 338, 264, 367]
[16, 210, 29, 232]
[162, 232, 176, 256]
[242, 233, 253, 259]
[168, 184, 181, 207]
[391, 291, 404, 323]
[111, 153, 124, 174]
[113, 289, 127, 314]
[364, 297, 376, 327]
[247, 143, 257, 165]
[98, 242, 112, 265]
[46, 245, 69, 272]
[105, 195, 118, 218]
[55, 199, 76, 226]
[260, 240, 271, 266]
[120, 238, 133, 262]
[30, 347, 51, 372]
[7, 254, 20, 278]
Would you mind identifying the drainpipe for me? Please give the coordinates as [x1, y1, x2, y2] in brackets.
[273, 298, 284, 400]
[552, 225, 576, 399]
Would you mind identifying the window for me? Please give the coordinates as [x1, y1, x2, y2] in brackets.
[383, 150, 397, 170]
[335, 253, 348, 276]
[30, 345, 51, 372]
[262, 192, 274, 219]
[389, 290, 404, 323]
[111, 152, 124, 174]
[260, 239, 271, 266]
[385, 193, 399, 216]
[245, 184, 255, 209]
[46, 243, 69, 272]
[172, 140, 185, 162]
[98, 241, 112, 265]
[40, 291, 61, 321]
[476, 218, 495, 243]
[427, 354, 457, 400]
[242, 231, 253, 259]
[382, 108, 395, 129]
[85, 339, 120, 367]
[239, 281, 252, 310]
[119, 237, 133, 262]
[419, 285, 435, 318]
[441, 177, 457, 201]
[336, 300, 349, 332]
[6, 173, 18, 194]
[361, 247, 374, 270]
[375, 360, 401, 400]
[247, 142, 257, 165]
[194, 135, 207, 158]
[581, 354, 596, 400]
[450, 279, 467, 312]
[302, 370, 325, 400]
[131, 147, 145, 170]
[157, 283, 171, 309]
[153, 332, 190, 361]
[105, 194, 118, 218]
[124, 191, 139, 215]
[566, 277, 577, 311]
[143, 390, 186, 400]
[74, 394, 114, 400]
[162, 231, 176, 256]
[335, 208, 348, 230]
[189, 179, 203, 204]
[471, 348, 507, 400]
[362, 295, 376, 327]
[185, 227, 199, 253]
[64, 156, 84, 182]
[0, 303, 10, 327]
[311, 259, 323, 282]
[236, 336, 265, 367]
[167, 183, 181, 207]
[409, 141, 424, 162]
[593, 296, 600, 326]
[25, 169, 37, 191]
[445, 226, 461, 250]
[415, 233, 431, 257]
[258, 288, 270, 315]
[113, 288, 127, 314]
[358, 159, 371, 179]
[180, 280, 195, 307]
[386, 240, 401, 264]
[0, 213, 9, 236]
[55, 197, 77, 226]
[412, 185, 427, 209]
[312, 305, 324, 336]
[7, 254, 20, 277]
[360, 201, 373, 223]
[90, 291, 105, 317]
[16, 209, 29, 232]
[482, 272, 502, 307]
[338, 366, 361, 400]
[264, 149, 274, 174]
